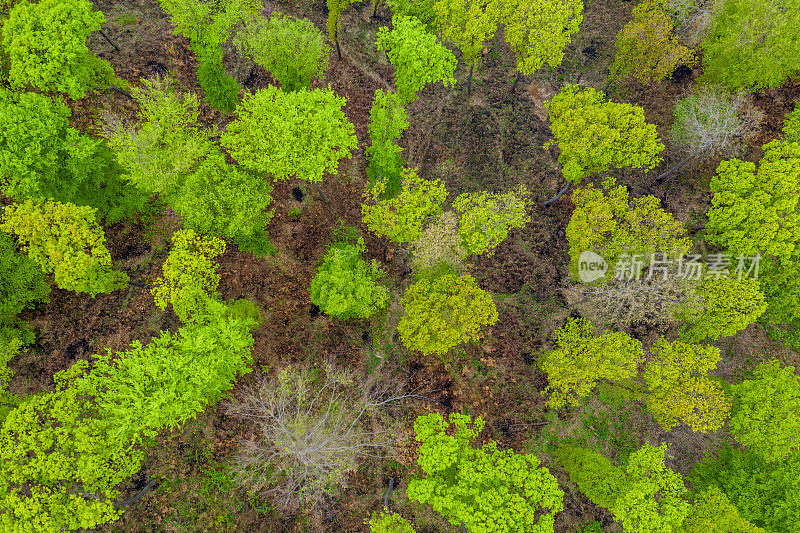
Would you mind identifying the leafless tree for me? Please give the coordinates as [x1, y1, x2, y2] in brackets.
[224, 363, 411, 521]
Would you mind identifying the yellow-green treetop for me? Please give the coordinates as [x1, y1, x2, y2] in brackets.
[544, 85, 665, 184]
[609, 0, 697, 83]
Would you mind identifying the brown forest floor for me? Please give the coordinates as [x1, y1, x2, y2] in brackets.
[5, 0, 800, 531]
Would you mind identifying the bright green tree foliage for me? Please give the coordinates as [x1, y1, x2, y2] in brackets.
[220, 85, 357, 183]
[100, 76, 275, 248]
[728, 360, 800, 462]
[366, 89, 410, 200]
[555, 446, 626, 510]
[683, 486, 766, 533]
[0, 233, 50, 322]
[433, 0, 501, 73]
[72, 295, 256, 450]
[558, 444, 690, 533]
[705, 140, 800, 260]
[397, 273, 498, 356]
[609, 0, 697, 83]
[501, 0, 583, 77]
[642, 338, 731, 433]
[0, 199, 129, 298]
[451, 184, 531, 256]
[699, 0, 800, 91]
[688, 444, 800, 533]
[233, 12, 330, 93]
[538, 317, 643, 409]
[566, 178, 690, 280]
[408, 413, 564, 533]
[0, 0, 125, 99]
[677, 277, 766, 342]
[151, 229, 226, 323]
[309, 237, 390, 320]
[376, 15, 456, 105]
[367, 508, 416, 533]
[0, 364, 145, 532]
[361, 167, 448, 244]
[0, 87, 148, 223]
[610, 443, 690, 533]
[544, 85, 665, 184]
[157, 0, 261, 65]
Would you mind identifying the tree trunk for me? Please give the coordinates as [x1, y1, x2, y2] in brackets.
[510, 71, 521, 93]
[371, 0, 379, 18]
[542, 182, 572, 206]
[97, 29, 120, 51]
[650, 152, 698, 185]
[311, 181, 330, 204]
[461, 521, 467, 533]
[466, 64, 474, 95]
[383, 477, 395, 508]
[113, 476, 159, 509]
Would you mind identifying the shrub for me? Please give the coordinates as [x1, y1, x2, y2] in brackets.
[409, 210, 468, 278]
[0, 232, 50, 322]
[196, 59, 240, 113]
[367, 508, 415, 532]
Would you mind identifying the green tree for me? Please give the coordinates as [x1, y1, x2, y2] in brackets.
[0, 0, 126, 99]
[566, 178, 690, 281]
[397, 273, 499, 357]
[408, 412, 564, 533]
[0, 363, 145, 532]
[233, 12, 330, 92]
[150, 229, 227, 323]
[609, 0, 697, 84]
[434, 0, 502, 93]
[0, 199, 129, 298]
[310, 237, 390, 320]
[688, 444, 800, 533]
[728, 360, 800, 462]
[376, 14, 457, 105]
[366, 89, 410, 200]
[699, 0, 800, 91]
[0, 87, 148, 223]
[642, 338, 731, 433]
[610, 443, 690, 533]
[538, 317, 644, 409]
[451, 184, 531, 257]
[677, 277, 766, 342]
[361, 167, 448, 244]
[387, 0, 439, 33]
[544, 85, 665, 185]
[220, 85, 357, 187]
[0, 233, 50, 322]
[683, 486, 766, 533]
[72, 295, 256, 450]
[500, 0, 583, 92]
[705, 141, 800, 260]
[409, 210, 469, 279]
[557, 444, 690, 533]
[100, 75, 275, 251]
